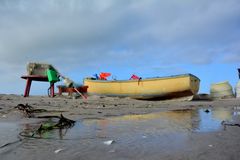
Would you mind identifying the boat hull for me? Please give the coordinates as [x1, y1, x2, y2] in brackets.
[84, 74, 200, 100]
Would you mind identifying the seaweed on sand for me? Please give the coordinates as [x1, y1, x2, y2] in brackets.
[36, 114, 75, 134]
[19, 114, 76, 139]
[15, 103, 47, 117]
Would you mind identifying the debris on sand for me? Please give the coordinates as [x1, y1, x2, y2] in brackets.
[103, 140, 115, 145]
[221, 121, 240, 127]
[54, 148, 64, 154]
[15, 103, 34, 117]
[15, 103, 34, 111]
[204, 109, 210, 113]
[19, 114, 76, 139]
[36, 114, 75, 134]
[15, 103, 48, 117]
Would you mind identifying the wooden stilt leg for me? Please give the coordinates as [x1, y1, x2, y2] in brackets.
[58, 87, 62, 96]
[50, 83, 55, 97]
[24, 78, 32, 97]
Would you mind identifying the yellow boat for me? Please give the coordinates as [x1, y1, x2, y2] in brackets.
[83, 74, 200, 100]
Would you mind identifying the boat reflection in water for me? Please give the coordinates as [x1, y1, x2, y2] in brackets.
[17, 107, 240, 140]
[1, 107, 240, 160]
[85, 107, 239, 138]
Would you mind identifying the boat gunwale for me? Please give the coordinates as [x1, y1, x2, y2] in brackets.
[84, 73, 200, 83]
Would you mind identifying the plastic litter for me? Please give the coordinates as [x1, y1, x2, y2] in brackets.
[109, 149, 115, 153]
[103, 140, 115, 145]
[54, 149, 64, 153]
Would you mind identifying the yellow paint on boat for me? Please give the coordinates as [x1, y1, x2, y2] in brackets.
[84, 74, 200, 100]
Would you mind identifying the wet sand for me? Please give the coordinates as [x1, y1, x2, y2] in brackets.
[0, 94, 240, 160]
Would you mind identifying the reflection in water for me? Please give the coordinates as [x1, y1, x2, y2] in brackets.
[1, 107, 240, 160]
[15, 107, 239, 140]
[90, 109, 196, 138]
[196, 109, 222, 132]
[0, 123, 19, 147]
[233, 106, 240, 116]
[212, 108, 233, 121]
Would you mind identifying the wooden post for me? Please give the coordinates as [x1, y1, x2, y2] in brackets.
[50, 83, 55, 97]
[24, 78, 32, 97]
[238, 68, 240, 79]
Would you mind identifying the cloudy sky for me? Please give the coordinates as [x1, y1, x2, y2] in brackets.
[0, 0, 240, 95]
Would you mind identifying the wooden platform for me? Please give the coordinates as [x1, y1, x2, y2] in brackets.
[21, 75, 55, 97]
[57, 85, 88, 96]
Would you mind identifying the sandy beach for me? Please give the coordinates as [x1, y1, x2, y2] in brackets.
[1, 0, 240, 159]
[0, 94, 240, 160]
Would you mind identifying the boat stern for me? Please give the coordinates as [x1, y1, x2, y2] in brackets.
[189, 74, 200, 95]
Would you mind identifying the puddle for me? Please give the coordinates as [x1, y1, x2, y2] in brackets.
[0, 107, 240, 160]
[2, 107, 238, 141]
[195, 108, 228, 132]
[0, 123, 20, 147]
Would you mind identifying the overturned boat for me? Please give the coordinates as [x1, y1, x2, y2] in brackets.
[84, 74, 200, 100]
